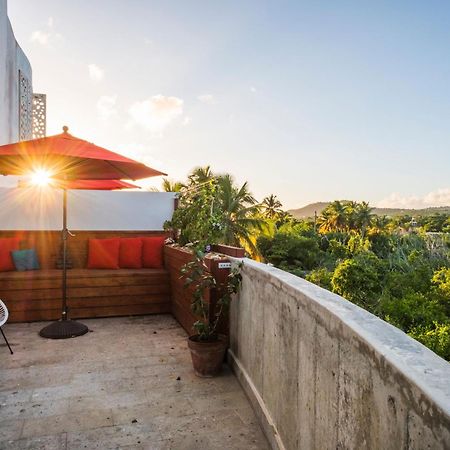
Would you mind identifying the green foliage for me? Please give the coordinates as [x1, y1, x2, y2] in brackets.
[164, 167, 264, 255]
[408, 323, 450, 361]
[417, 214, 449, 232]
[379, 292, 447, 330]
[432, 268, 450, 316]
[256, 199, 450, 360]
[347, 234, 371, 255]
[168, 177, 450, 359]
[317, 200, 374, 234]
[331, 252, 385, 310]
[368, 233, 392, 259]
[257, 232, 321, 271]
[181, 248, 242, 341]
[432, 268, 450, 297]
[306, 268, 333, 290]
[327, 239, 350, 260]
[165, 175, 223, 249]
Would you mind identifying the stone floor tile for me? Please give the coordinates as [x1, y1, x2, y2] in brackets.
[0, 387, 33, 405]
[0, 432, 67, 450]
[21, 409, 113, 438]
[66, 424, 162, 450]
[0, 315, 268, 449]
[0, 398, 69, 420]
[0, 418, 24, 442]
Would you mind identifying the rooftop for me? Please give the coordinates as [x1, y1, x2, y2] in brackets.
[0, 315, 269, 449]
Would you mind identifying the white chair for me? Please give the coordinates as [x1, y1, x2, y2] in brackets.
[0, 300, 13, 354]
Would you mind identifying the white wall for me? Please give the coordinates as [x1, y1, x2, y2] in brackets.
[0, 188, 176, 230]
[0, 0, 33, 145]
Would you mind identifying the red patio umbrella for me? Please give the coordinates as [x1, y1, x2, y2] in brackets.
[0, 126, 166, 339]
[19, 178, 140, 190]
[61, 179, 139, 190]
[0, 126, 163, 181]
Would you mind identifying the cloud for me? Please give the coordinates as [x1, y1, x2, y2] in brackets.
[30, 30, 51, 45]
[128, 95, 184, 134]
[198, 94, 216, 105]
[88, 64, 104, 82]
[377, 188, 450, 209]
[97, 95, 117, 120]
[250, 86, 257, 93]
[30, 17, 63, 46]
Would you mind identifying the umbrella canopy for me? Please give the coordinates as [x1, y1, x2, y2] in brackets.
[61, 179, 139, 190]
[0, 127, 165, 339]
[18, 178, 140, 190]
[0, 126, 166, 180]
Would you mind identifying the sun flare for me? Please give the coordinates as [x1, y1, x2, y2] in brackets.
[30, 169, 52, 187]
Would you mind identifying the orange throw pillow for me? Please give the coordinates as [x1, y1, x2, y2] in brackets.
[0, 237, 21, 271]
[119, 237, 143, 269]
[87, 238, 120, 269]
[141, 237, 165, 268]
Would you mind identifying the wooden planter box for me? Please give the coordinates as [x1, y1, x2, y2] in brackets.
[164, 244, 243, 335]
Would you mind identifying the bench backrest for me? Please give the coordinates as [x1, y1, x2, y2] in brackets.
[0, 230, 169, 269]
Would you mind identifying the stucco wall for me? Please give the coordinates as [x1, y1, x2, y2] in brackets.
[0, 0, 33, 145]
[0, 188, 175, 230]
[229, 259, 450, 450]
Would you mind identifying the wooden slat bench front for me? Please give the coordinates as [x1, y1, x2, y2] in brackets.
[0, 231, 171, 322]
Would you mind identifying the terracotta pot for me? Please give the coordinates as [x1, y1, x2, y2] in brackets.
[188, 334, 227, 377]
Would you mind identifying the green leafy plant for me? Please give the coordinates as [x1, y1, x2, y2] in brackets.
[408, 322, 450, 361]
[181, 248, 242, 341]
[164, 167, 265, 257]
[331, 252, 385, 310]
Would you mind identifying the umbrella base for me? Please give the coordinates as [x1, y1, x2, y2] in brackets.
[39, 320, 89, 339]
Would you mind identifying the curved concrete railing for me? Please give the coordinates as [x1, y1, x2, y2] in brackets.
[228, 259, 450, 450]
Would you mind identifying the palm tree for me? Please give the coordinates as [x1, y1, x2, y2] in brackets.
[216, 175, 265, 256]
[261, 194, 283, 219]
[188, 166, 213, 186]
[354, 201, 374, 236]
[317, 200, 348, 233]
[369, 215, 390, 234]
[345, 200, 359, 230]
[162, 178, 184, 192]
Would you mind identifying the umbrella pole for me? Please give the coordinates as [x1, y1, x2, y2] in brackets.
[62, 188, 68, 320]
[39, 189, 89, 339]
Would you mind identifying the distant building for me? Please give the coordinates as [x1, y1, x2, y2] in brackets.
[0, 0, 45, 145]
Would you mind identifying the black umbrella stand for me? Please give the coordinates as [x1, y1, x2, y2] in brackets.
[39, 189, 89, 339]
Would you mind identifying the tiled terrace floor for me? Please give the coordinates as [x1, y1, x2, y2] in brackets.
[0, 315, 269, 450]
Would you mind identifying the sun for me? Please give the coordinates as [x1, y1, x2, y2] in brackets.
[30, 169, 52, 186]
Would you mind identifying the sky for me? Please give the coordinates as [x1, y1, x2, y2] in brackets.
[6, 0, 450, 209]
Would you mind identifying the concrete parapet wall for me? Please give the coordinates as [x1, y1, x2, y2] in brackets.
[229, 258, 450, 450]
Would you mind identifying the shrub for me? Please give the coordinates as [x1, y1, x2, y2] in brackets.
[408, 323, 450, 361]
[368, 233, 392, 259]
[331, 252, 385, 310]
[432, 267, 450, 316]
[257, 232, 321, 271]
[328, 239, 350, 260]
[379, 292, 447, 331]
[306, 268, 333, 290]
[347, 234, 371, 255]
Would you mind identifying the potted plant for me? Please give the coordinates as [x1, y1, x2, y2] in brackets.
[181, 248, 242, 377]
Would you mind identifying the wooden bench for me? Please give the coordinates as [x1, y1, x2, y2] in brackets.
[0, 231, 171, 323]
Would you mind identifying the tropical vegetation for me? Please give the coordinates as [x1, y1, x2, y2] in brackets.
[164, 166, 266, 256]
[163, 169, 450, 360]
[257, 200, 450, 360]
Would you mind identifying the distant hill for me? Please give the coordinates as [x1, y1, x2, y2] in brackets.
[288, 202, 450, 219]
